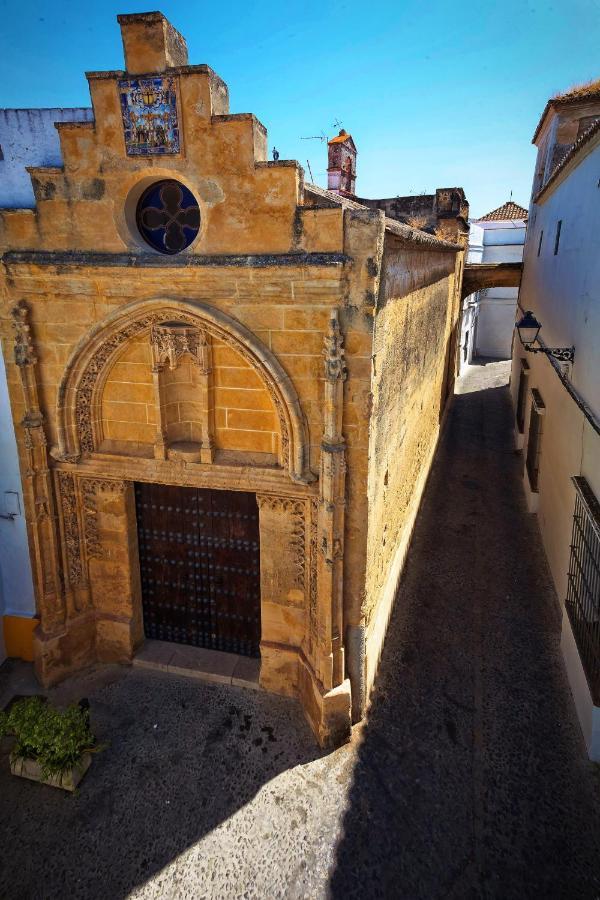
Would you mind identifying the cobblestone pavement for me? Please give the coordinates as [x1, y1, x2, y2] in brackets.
[1, 360, 599, 899]
[331, 360, 600, 899]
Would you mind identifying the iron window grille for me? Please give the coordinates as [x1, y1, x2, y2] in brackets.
[516, 358, 530, 433]
[565, 476, 600, 704]
[525, 388, 545, 492]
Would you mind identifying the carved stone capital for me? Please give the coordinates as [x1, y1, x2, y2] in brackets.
[150, 322, 211, 374]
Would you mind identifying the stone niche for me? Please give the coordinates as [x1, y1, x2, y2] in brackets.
[99, 321, 280, 466]
[150, 321, 214, 463]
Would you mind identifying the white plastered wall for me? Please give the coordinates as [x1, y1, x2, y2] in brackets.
[510, 129, 600, 759]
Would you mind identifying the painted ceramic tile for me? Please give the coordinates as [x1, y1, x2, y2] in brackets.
[119, 76, 180, 156]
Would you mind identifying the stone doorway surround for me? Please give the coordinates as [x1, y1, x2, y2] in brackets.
[11, 297, 352, 748]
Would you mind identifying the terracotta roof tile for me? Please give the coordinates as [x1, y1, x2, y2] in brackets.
[534, 117, 600, 202]
[554, 77, 600, 102]
[328, 130, 353, 145]
[477, 201, 528, 222]
[532, 77, 600, 142]
[303, 184, 461, 252]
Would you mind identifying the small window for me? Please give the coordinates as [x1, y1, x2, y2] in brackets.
[136, 179, 200, 255]
[526, 389, 545, 492]
[537, 230, 543, 256]
[516, 359, 530, 433]
[554, 220, 562, 255]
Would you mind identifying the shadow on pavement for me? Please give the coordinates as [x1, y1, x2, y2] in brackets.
[0, 662, 326, 898]
[330, 381, 600, 899]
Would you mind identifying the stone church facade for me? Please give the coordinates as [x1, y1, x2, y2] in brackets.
[0, 12, 467, 746]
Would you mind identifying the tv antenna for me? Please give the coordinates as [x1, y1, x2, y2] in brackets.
[300, 130, 327, 143]
[332, 117, 343, 129]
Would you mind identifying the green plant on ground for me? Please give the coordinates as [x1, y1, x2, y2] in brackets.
[0, 696, 99, 781]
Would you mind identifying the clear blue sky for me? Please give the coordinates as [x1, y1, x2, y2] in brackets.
[1, 0, 599, 217]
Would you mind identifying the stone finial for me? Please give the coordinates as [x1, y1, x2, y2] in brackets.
[11, 300, 37, 367]
[117, 11, 188, 75]
[323, 309, 346, 383]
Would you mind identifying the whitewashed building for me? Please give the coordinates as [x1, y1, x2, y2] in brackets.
[510, 80, 600, 759]
[0, 107, 92, 662]
[461, 201, 527, 366]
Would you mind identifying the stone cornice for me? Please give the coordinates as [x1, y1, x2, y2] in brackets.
[0, 250, 349, 269]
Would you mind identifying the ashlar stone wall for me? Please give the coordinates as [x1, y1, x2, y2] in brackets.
[0, 11, 466, 746]
[364, 238, 463, 693]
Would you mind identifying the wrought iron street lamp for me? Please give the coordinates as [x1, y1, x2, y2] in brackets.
[515, 310, 575, 363]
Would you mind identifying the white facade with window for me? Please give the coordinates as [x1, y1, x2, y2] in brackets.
[511, 95, 600, 759]
[461, 204, 526, 366]
[0, 108, 92, 661]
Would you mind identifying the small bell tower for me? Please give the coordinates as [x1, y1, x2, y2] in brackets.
[327, 130, 357, 197]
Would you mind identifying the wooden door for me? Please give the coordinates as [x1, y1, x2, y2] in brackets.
[135, 482, 261, 657]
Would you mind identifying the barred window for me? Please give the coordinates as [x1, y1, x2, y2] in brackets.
[525, 388, 545, 492]
[565, 477, 600, 703]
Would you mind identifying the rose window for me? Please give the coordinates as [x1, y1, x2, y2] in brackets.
[136, 179, 200, 254]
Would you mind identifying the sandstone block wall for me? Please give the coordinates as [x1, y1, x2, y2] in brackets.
[364, 238, 463, 693]
[0, 10, 466, 746]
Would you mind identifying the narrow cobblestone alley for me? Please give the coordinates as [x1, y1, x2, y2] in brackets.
[0, 361, 598, 900]
[331, 359, 600, 899]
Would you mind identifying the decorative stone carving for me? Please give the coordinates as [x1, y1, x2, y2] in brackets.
[11, 301, 66, 633]
[81, 478, 126, 560]
[76, 314, 168, 453]
[11, 300, 37, 367]
[256, 494, 307, 603]
[315, 308, 347, 689]
[150, 322, 214, 462]
[150, 322, 210, 373]
[308, 498, 319, 656]
[323, 307, 347, 384]
[72, 311, 293, 473]
[58, 473, 84, 586]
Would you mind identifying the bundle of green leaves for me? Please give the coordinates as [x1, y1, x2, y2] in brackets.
[0, 696, 98, 779]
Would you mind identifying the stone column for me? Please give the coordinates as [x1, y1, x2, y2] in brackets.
[192, 333, 215, 464]
[11, 301, 66, 635]
[150, 322, 214, 461]
[151, 364, 168, 460]
[315, 308, 347, 690]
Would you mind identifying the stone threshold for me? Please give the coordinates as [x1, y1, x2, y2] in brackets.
[132, 640, 261, 690]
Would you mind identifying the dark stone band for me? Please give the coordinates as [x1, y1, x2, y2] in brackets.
[1, 250, 349, 269]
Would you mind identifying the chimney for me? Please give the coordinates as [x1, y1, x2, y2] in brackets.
[118, 11, 188, 75]
[327, 129, 357, 197]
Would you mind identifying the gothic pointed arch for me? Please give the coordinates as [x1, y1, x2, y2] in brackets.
[55, 298, 314, 483]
